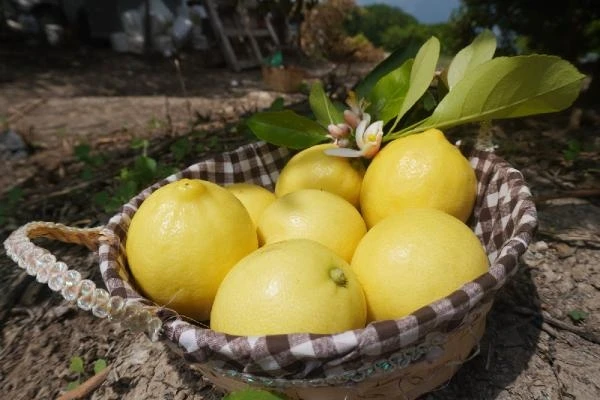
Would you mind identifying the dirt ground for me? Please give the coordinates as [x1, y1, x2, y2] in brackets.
[1, 40, 599, 400]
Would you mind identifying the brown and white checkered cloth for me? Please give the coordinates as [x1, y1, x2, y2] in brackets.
[98, 140, 537, 381]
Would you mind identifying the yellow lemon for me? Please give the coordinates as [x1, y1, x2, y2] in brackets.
[275, 143, 365, 207]
[225, 182, 277, 227]
[125, 179, 258, 322]
[360, 129, 477, 228]
[257, 189, 367, 262]
[351, 208, 489, 322]
[210, 239, 367, 335]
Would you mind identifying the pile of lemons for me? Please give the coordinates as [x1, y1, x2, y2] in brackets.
[125, 129, 489, 336]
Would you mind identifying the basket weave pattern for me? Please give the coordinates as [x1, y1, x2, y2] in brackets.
[96, 141, 537, 388]
[99, 142, 536, 379]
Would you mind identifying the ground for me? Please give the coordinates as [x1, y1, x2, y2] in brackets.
[0, 40, 599, 400]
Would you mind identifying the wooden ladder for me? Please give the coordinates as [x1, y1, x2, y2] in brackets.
[203, 0, 280, 72]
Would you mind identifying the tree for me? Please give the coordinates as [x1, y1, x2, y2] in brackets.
[449, 0, 600, 104]
[345, 4, 418, 49]
[344, 4, 456, 55]
[449, 0, 600, 61]
[300, 0, 383, 63]
[380, 24, 428, 53]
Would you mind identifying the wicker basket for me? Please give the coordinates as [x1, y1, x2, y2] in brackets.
[3, 140, 537, 399]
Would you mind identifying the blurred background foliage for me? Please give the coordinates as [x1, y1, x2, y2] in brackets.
[298, 0, 600, 62]
[295, 0, 600, 101]
[2, 0, 598, 100]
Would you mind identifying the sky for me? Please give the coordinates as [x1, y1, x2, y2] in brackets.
[356, 0, 461, 24]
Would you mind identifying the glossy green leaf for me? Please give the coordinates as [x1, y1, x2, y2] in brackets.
[309, 81, 344, 127]
[446, 29, 497, 90]
[247, 110, 328, 149]
[354, 40, 420, 99]
[367, 59, 413, 123]
[394, 36, 440, 123]
[394, 55, 585, 137]
[422, 90, 438, 112]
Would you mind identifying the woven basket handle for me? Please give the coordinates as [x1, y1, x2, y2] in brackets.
[3, 221, 162, 341]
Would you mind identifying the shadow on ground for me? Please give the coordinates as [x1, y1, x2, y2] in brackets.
[428, 265, 543, 399]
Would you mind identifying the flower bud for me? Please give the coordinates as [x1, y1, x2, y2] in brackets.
[328, 123, 350, 139]
[343, 110, 361, 129]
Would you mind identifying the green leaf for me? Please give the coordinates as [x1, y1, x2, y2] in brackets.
[309, 81, 344, 128]
[6, 186, 23, 205]
[115, 180, 138, 202]
[74, 144, 91, 161]
[133, 155, 158, 183]
[267, 97, 285, 111]
[92, 191, 110, 208]
[223, 389, 287, 400]
[81, 165, 94, 180]
[170, 137, 191, 162]
[367, 59, 413, 123]
[354, 40, 420, 99]
[568, 309, 589, 323]
[395, 55, 585, 137]
[246, 110, 328, 149]
[393, 36, 440, 124]
[93, 359, 107, 374]
[446, 29, 497, 90]
[563, 139, 582, 161]
[69, 356, 84, 374]
[422, 90, 438, 112]
[130, 138, 148, 150]
[66, 380, 81, 391]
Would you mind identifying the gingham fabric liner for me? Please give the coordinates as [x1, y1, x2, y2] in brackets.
[98, 140, 537, 380]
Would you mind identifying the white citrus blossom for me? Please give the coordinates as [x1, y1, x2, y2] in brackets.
[356, 116, 384, 158]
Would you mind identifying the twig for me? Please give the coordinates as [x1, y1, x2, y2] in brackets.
[19, 132, 186, 208]
[164, 96, 174, 135]
[173, 58, 192, 122]
[56, 366, 111, 400]
[484, 340, 493, 370]
[534, 188, 600, 203]
[540, 322, 560, 339]
[512, 306, 600, 345]
[20, 172, 114, 208]
[7, 99, 47, 124]
[0, 273, 32, 329]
